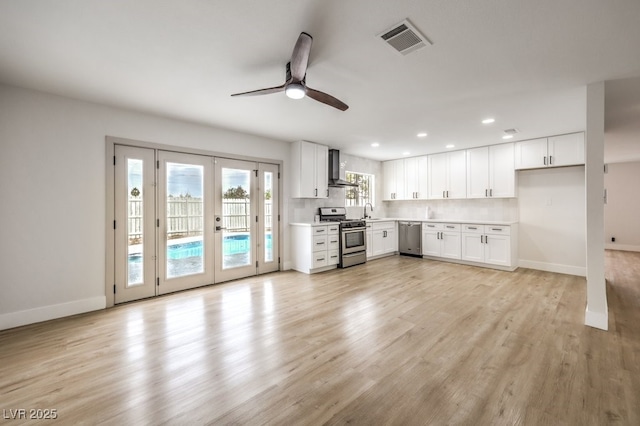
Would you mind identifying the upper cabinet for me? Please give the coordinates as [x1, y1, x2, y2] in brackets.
[291, 140, 328, 198]
[466, 143, 515, 198]
[382, 157, 428, 200]
[427, 151, 466, 199]
[514, 132, 584, 170]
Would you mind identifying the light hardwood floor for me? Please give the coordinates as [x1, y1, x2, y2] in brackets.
[1, 251, 639, 425]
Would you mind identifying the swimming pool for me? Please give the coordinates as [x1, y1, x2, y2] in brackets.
[129, 234, 272, 262]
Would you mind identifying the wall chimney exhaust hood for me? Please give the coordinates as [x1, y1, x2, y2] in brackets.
[328, 149, 358, 188]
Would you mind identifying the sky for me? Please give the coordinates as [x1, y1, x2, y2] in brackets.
[127, 160, 270, 199]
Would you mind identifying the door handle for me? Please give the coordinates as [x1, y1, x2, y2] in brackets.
[215, 226, 227, 231]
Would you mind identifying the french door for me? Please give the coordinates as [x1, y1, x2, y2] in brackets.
[158, 151, 214, 294]
[214, 159, 279, 282]
[112, 144, 279, 303]
[114, 145, 156, 303]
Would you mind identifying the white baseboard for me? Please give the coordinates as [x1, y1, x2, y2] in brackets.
[585, 306, 608, 331]
[518, 259, 586, 277]
[282, 261, 292, 271]
[0, 296, 106, 331]
[604, 244, 640, 252]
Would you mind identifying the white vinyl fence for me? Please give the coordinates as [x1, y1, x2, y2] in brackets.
[127, 196, 272, 242]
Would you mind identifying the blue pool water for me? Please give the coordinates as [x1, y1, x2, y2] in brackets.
[129, 234, 272, 262]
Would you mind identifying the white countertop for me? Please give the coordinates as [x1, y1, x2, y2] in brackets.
[290, 221, 340, 226]
[291, 219, 517, 226]
[364, 218, 518, 225]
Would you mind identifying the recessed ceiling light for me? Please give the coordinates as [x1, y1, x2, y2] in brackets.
[445, 144, 455, 149]
[402, 151, 411, 156]
[417, 132, 427, 138]
[502, 134, 513, 140]
[482, 118, 495, 124]
[371, 142, 380, 147]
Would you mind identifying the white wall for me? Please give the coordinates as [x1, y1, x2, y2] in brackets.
[288, 152, 384, 223]
[0, 84, 291, 330]
[604, 161, 640, 251]
[517, 166, 586, 276]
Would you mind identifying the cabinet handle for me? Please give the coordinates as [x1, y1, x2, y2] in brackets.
[317, 241, 325, 245]
[446, 190, 449, 198]
[316, 229, 325, 233]
[315, 188, 318, 196]
[485, 189, 488, 197]
[491, 228, 502, 231]
[480, 235, 484, 243]
[326, 189, 329, 197]
[484, 235, 489, 244]
[318, 257, 325, 261]
[383, 230, 387, 237]
[469, 227, 477, 230]
[543, 156, 547, 166]
[490, 189, 493, 197]
[330, 255, 338, 259]
[443, 191, 445, 198]
[438, 232, 442, 239]
[549, 155, 553, 165]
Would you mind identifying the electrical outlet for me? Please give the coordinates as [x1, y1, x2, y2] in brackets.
[611, 237, 616, 242]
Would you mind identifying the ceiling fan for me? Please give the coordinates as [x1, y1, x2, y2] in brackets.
[231, 32, 349, 111]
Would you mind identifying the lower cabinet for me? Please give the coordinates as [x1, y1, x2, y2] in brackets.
[368, 221, 397, 259]
[291, 223, 340, 274]
[425, 222, 518, 271]
[421, 223, 461, 259]
[461, 224, 515, 268]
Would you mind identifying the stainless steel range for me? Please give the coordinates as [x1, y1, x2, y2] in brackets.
[318, 207, 367, 268]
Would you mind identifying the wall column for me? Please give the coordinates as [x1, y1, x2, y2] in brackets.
[585, 81, 608, 330]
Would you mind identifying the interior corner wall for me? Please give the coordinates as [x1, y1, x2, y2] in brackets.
[0, 84, 291, 330]
[517, 166, 587, 276]
[604, 161, 640, 251]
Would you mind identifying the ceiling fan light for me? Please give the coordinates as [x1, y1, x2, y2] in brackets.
[285, 83, 306, 99]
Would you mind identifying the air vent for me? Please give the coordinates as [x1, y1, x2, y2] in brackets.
[503, 128, 520, 135]
[378, 19, 432, 55]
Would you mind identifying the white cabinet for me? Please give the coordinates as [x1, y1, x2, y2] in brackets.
[383, 156, 428, 200]
[404, 156, 429, 200]
[421, 223, 461, 259]
[427, 151, 466, 199]
[369, 221, 397, 258]
[290, 140, 328, 198]
[548, 133, 585, 167]
[514, 132, 584, 170]
[291, 223, 339, 274]
[466, 143, 515, 198]
[382, 159, 405, 200]
[461, 224, 513, 267]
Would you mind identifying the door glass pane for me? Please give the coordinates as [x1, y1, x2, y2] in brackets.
[128, 158, 143, 286]
[264, 171, 273, 262]
[166, 162, 204, 279]
[222, 168, 252, 269]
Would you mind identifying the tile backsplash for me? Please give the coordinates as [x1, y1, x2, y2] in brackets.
[385, 198, 518, 222]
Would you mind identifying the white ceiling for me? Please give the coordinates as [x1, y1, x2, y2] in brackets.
[1, 0, 640, 161]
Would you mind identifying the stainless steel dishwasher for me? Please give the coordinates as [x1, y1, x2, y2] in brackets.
[398, 221, 422, 257]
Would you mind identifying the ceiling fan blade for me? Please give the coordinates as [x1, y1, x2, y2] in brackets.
[306, 87, 349, 111]
[231, 84, 285, 97]
[290, 32, 313, 82]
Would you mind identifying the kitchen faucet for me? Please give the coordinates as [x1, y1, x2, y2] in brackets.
[363, 202, 373, 219]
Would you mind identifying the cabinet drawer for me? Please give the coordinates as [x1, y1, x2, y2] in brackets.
[422, 222, 443, 231]
[372, 221, 396, 231]
[442, 223, 460, 231]
[313, 235, 328, 252]
[313, 225, 328, 235]
[327, 224, 340, 234]
[484, 225, 510, 235]
[327, 249, 340, 265]
[462, 224, 483, 234]
[327, 235, 340, 250]
[313, 252, 328, 268]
